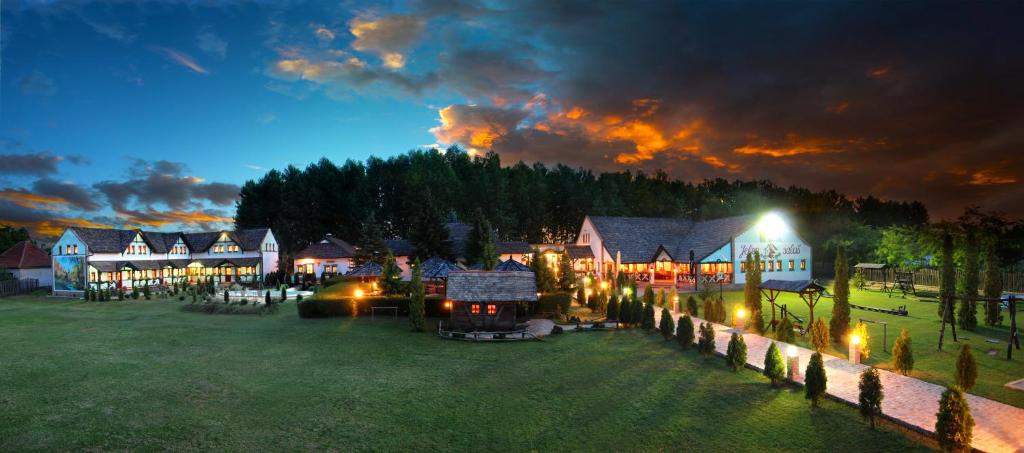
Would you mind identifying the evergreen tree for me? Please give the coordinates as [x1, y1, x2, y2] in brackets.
[408, 189, 453, 261]
[775, 317, 796, 343]
[677, 315, 695, 350]
[957, 232, 979, 331]
[118, 287, 125, 301]
[619, 298, 632, 325]
[409, 258, 426, 332]
[659, 307, 674, 340]
[810, 318, 829, 352]
[938, 232, 957, 323]
[830, 245, 851, 343]
[265, 290, 271, 305]
[983, 244, 1003, 326]
[954, 344, 977, 392]
[380, 252, 403, 295]
[858, 367, 884, 429]
[557, 250, 576, 291]
[805, 352, 827, 407]
[687, 295, 698, 316]
[744, 251, 765, 333]
[642, 302, 656, 331]
[354, 213, 389, 266]
[702, 298, 713, 320]
[224, 290, 230, 303]
[480, 238, 499, 271]
[698, 322, 716, 359]
[713, 297, 726, 324]
[631, 297, 644, 327]
[281, 285, 287, 302]
[892, 328, 914, 376]
[669, 288, 679, 311]
[726, 332, 747, 371]
[529, 248, 557, 293]
[935, 386, 974, 453]
[607, 293, 620, 321]
[464, 209, 491, 267]
[763, 342, 785, 386]
[656, 288, 666, 307]
[143, 282, 151, 300]
[643, 285, 655, 307]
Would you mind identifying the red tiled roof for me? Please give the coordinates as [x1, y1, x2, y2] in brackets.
[0, 241, 51, 269]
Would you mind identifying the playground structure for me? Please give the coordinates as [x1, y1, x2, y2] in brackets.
[759, 279, 825, 334]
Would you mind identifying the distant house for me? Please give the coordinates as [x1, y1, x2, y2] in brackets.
[50, 226, 279, 295]
[575, 213, 812, 286]
[0, 240, 53, 286]
[445, 271, 537, 331]
[529, 243, 596, 276]
[293, 235, 356, 277]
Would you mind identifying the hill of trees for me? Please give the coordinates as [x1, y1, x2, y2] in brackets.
[234, 148, 931, 274]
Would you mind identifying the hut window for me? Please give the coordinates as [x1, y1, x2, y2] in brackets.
[487, 304, 497, 315]
[73, 245, 79, 254]
[777, 260, 782, 271]
[788, 260, 795, 271]
[800, 259, 807, 271]
[471, 304, 481, 314]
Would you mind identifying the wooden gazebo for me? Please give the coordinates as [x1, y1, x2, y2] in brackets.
[760, 279, 826, 333]
[445, 271, 537, 331]
[420, 256, 464, 295]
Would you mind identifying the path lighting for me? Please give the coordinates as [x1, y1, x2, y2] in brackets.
[787, 345, 800, 380]
[600, 281, 609, 290]
[734, 308, 746, 331]
[443, 300, 452, 310]
[354, 288, 364, 298]
[583, 276, 591, 286]
[849, 334, 862, 364]
[757, 212, 787, 240]
[622, 287, 632, 297]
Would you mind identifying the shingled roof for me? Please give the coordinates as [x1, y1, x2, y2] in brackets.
[420, 256, 464, 279]
[70, 227, 268, 254]
[587, 214, 758, 263]
[296, 236, 356, 259]
[0, 241, 50, 269]
[70, 227, 139, 253]
[141, 231, 184, 253]
[446, 271, 538, 302]
[346, 262, 383, 277]
[759, 279, 825, 293]
[494, 258, 530, 272]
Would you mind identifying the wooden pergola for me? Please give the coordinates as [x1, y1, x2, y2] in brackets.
[759, 279, 826, 332]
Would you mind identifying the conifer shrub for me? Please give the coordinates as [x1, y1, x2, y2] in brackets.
[726, 332, 747, 371]
[830, 245, 851, 343]
[607, 294, 619, 321]
[983, 245, 1003, 326]
[892, 328, 914, 376]
[643, 285, 655, 307]
[659, 307, 674, 341]
[143, 282, 151, 300]
[810, 318, 829, 352]
[775, 317, 796, 343]
[224, 290, 230, 303]
[677, 315, 694, 350]
[852, 321, 870, 359]
[668, 288, 678, 311]
[619, 298, 631, 325]
[702, 298, 714, 321]
[859, 367, 883, 429]
[631, 297, 644, 327]
[265, 290, 271, 305]
[954, 344, 977, 392]
[642, 302, 656, 331]
[763, 342, 785, 386]
[935, 386, 974, 453]
[409, 259, 426, 332]
[118, 287, 124, 301]
[281, 286, 287, 302]
[697, 322, 716, 358]
[687, 295, 698, 316]
[805, 352, 827, 407]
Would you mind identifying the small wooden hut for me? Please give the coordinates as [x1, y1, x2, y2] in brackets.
[420, 256, 464, 295]
[445, 271, 537, 331]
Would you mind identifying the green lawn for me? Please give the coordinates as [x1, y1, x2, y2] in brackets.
[709, 283, 1024, 408]
[0, 296, 927, 452]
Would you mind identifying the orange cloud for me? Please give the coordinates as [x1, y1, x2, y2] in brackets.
[0, 189, 67, 210]
[119, 210, 233, 228]
[734, 134, 850, 157]
[827, 101, 850, 113]
[867, 66, 890, 79]
[969, 169, 1016, 186]
[4, 218, 113, 238]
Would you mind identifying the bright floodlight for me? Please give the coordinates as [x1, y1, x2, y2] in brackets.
[851, 334, 862, 346]
[758, 212, 787, 240]
[736, 308, 746, 319]
[787, 345, 799, 358]
[354, 289, 365, 298]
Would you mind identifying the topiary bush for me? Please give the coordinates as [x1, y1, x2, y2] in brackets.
[763, 342, 785, 386]
[659, 307, 674, 341]
[726, 332, 747, 371]
[935, 385, 974, 452]
[859, 367, 883, 429]
[677, 315, 694, 350]
[954, 343, 977, 392]
[805, 352, 827, 407]
[892, 328, 914, 376]
[697, 322, 716, 359]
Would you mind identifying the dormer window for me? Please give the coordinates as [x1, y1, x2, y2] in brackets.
[73, 245, 78, 254]
[66, 245, 72, 255]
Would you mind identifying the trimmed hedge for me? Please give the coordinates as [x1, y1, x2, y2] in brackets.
[181, 303, 277, 315]
[297, 296, 444, 319]
[536, 292, 572, 316]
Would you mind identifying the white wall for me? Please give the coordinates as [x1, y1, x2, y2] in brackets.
[732, 224, 812, 284]
[14, 268, 52, 286]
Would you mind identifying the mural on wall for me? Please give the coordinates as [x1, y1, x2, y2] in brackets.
[53, 256, 86, 291]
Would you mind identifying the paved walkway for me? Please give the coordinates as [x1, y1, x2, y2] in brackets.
[650, 308, 1024, 453]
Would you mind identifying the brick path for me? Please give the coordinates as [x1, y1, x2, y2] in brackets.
[650, 308, 1024, 453]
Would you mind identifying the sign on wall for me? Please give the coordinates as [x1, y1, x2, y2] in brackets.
[53, 256, 86, 291]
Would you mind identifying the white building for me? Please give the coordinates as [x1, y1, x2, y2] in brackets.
[0, 240, 53, 286]
[50, 226, 279, 295]
[575, 212, 812, 287]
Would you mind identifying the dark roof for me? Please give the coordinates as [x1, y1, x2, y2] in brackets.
[495, 258, 530, 272]
[420, 256, 464, 279]
[227, 257, 262, 267]
[588, 214, 758, 263]
[566, 245, 594, 260]
[70, 227, 138, 253]
[89, 261, 132, 272]
[129, 260, 162, 270]
[168, 259, 192, 268]
[234, 228, 270, 250]
[759, 279, 825, 293]
[296, 236, 356, 259]
[141, 231, 183, 253]
[446, 271, 538, 302]
[182, 232, 220, 252]
[854, 263, 887, 269]
[70, 227, 269, 254]
[384, 239, 416, 257]
[346, 262, 383, 277]
[496, 241, 531, 255]
[0, 241, 50, 269]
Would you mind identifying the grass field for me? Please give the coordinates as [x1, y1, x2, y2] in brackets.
[707, 283, 1024, 408]
[0, 295, 928, 452]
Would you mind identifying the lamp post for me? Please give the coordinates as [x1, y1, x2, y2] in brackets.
[734, 307, 746, 331]
[787, 345, 801, 381]
[849, 334, 862, 364]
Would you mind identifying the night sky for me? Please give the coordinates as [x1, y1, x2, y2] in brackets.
[2, 0, 1022, 238]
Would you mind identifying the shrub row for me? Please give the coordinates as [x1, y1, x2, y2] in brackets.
[297, 296, 444, 318]
[181, 302, 277, 315]
[536, 292, 572, 316]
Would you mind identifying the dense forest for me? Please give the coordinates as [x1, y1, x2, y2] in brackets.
[234, 147, 976, 276]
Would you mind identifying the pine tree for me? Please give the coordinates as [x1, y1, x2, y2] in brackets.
[805, 352, 827, 407]
[631, 296, 644, 327]
[480, 239, 500, 271]
[775, 317, 796, 343]
[619, 298, 632, 325]
[938, 232, 957, 323]
[935, 386, 974, 453]
[642, 302, 656, 331]
[852, 321, 870, 359]
[957, 232, 979, 331]
[892, 328, 914, 376]
[659, 308, 675, 340]
[354, 213, 389, 266]
[687, 295, 698, 316]
[557, 250, 576, 291]
[380, 252, 403, 295]
[607, 293, 620, 321]
[529, 248, 557, 293]
[265, 290, 271, 305]
[744, 251, 765, 333]
[677, 315, 695, 350]
[983, 244, 1003, 326]
[669, 288, 679, 311]
[656, 288, 666, 307]
[702, 298, 714, 320]
[954, 344, 977, 392]
[698, 322, 716, 359]
[858, 367, 884, 429]
[763, 342, 785, 386]
[224, 289, 230, 303]
[280, 284, 287, 302]
[810, 318, 829, 352]
[726, 332, 747, 371]
[713, 297, 726, 323]
[830, 245, 851, 343]
[409, 258, 426, 332]
[408, 189, 453, 261]
[143, 282, 151, 300]
[464, 209, 491, 267]
[643, 285, 655, 307]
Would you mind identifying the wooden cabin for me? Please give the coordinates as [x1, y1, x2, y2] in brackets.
[446, 271, 537, 331]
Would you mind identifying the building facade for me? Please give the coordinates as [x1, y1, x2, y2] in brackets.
[51, 227, 279, 295]
[0, 240, 53, 286]
[575, 212, 811, 287]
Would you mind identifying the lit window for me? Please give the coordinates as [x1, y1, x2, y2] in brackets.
[800, 259, 807, 271]
[759, 261, 765, 271]
[740, 262, 746, 272]
[66, 245, 72, 255]
[487, 304, 497, 315]
[73, 245, 79, 254]
[471, 304, 481, 314]
[777, 260, 782, 271]
[788, 260, 795, 271]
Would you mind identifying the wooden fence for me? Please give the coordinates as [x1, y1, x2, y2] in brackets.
[858, 268, 1024, 293]
[0, 279, 40, 297]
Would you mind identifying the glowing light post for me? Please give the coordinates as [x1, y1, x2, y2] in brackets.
[599, 280, 609, 291]
[787, 345, 801, 381]
[734, 307, 746, 331]
[849, 334, 862, 364]
[354, 288, 365, 299]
